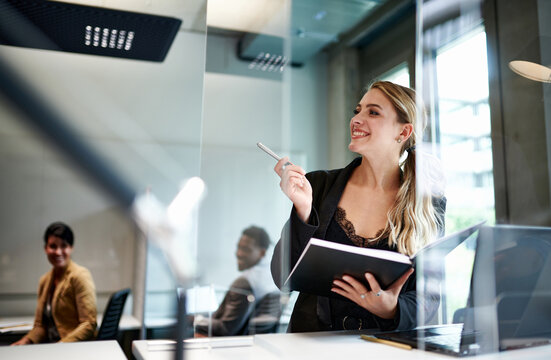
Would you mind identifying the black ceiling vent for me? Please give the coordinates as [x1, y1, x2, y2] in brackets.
[0, 0, 182, 62]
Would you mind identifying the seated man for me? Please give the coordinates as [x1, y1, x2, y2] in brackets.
[194, 226, 279, 337]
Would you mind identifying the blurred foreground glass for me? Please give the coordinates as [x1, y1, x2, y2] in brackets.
[414, 0, 551, 355]
[415, 0, 492, 335]
[0, 0, 209, 342]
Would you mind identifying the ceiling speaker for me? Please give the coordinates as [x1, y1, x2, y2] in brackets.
[0, 0, 182, 62]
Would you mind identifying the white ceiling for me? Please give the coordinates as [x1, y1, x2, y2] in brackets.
[55, 0, 208, 32]
[53, 0, 386, 64]
[54, 0, 289, 35]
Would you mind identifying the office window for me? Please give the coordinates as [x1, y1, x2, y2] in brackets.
[432, 26, 495, 323]
[379, 62, 410, 87]
[434, 27, 495, 233]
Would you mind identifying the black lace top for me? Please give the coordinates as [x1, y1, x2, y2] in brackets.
[327, 206, 397, 330]
[334, 207, 385, 248]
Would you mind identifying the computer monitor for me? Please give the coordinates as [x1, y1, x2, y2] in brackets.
[470, 225, 551, 353]
[375, 224, 551, 356]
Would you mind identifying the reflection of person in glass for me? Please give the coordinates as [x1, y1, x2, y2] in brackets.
[271, 81, 446, 332]
[194, 226, 278, 337]
[12, 222, 97, 345]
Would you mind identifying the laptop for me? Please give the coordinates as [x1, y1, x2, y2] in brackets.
[374, 224, 551, 356]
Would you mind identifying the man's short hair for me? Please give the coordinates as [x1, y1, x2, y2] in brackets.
[242, 225, 270, 250]
[44, 222, 74, 246]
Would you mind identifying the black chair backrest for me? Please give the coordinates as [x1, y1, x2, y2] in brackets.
[96, 288, 130, 340]
[241, 291, 283, 335]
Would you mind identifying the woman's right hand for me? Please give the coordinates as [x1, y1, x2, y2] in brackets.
[11, 337, 32, 346]
[274, 157, 313, 222]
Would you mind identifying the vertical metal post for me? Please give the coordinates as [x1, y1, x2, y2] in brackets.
[175, 289, 188, 360]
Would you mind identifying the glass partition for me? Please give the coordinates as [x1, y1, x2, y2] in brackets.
[415, 0, 551, 355]
[191, 0, 292, 338]
[0, 0, 208, 346]
[194, 0, 397, 338]
[416, 1, 491, 336]
[2, 0, 550, 356]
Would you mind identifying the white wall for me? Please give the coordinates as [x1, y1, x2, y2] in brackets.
[196, 33, 328, 290]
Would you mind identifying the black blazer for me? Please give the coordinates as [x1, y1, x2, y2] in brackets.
[271, 157, 446, 332]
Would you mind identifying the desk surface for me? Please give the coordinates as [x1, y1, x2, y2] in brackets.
[133, 332, 551, 360]
[0, 340, 126, 359]
[0, 314, 141, 334]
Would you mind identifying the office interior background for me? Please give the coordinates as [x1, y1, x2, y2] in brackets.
[0, 0, 549, 338]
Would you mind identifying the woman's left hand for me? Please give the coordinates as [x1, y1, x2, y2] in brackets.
[331, 268, 414, 319]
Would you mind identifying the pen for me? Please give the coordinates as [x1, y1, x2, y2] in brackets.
[360, 334, 413, 350]
[0, 323, 31, 329]
[257, 142, 292, 166]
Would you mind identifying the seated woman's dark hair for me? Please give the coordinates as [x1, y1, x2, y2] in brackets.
[44, 222, 74, 246]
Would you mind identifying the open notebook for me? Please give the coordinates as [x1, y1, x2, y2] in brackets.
[284, 222, 482, 299]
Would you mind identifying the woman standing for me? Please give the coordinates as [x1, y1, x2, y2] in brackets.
[271, 81, 445, 332]
[12, 222, 97, 344]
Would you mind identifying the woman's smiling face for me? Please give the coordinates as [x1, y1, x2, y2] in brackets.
[348, 88, 404, 157]
[44, 235, 73, 270]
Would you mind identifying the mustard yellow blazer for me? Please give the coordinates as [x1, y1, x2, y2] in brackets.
[25, 260, 97, 343]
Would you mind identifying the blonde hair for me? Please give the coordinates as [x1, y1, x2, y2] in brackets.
[368, 81, 442, 256]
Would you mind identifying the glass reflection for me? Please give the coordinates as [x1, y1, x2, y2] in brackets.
[0, 0, 208, 347]
[413, 0, 551, 355]
[2, 0, 550, 357]
[197, 0, 395, 338]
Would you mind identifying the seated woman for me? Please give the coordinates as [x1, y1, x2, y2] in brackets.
[271, 81, 446, 332]
[12, 222, 97, 344]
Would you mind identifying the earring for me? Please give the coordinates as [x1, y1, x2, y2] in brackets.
[397, 138, 402, 144]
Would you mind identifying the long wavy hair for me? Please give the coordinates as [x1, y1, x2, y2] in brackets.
[367, 81, 442, 256]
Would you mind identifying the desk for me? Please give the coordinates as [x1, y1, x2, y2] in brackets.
[133, 332, 551, 360]
[0, 314, 141, 335]
[0, 340, 126, 359]
[0, 314, 141, 357]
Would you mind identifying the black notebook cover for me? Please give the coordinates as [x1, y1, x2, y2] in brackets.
[283, 223, 483, 299]
[284, 239, 412, 298]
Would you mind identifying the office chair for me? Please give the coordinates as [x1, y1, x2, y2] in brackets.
[239, 291, 283, 335]
[96, 288, 131, 340]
